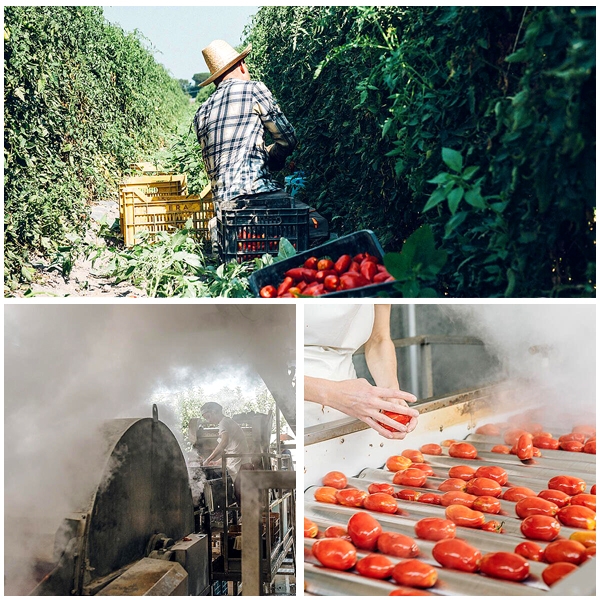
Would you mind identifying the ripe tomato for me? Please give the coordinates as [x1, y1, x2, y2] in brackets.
[448, 442, 477, 459]
[543, 540, 586, 564]
[448, 465, 476, 481]
[395, 489, 421, 501]
[569, 531, 596, 547]
[532, 447, 542, 457]
[418, 493, 442, 505]
[479, 552, 530, 581]
[583, 439, 596, 454]
[259, 285, 277, 298]
[356, 554, 394, 579]
[583, 546, 596, 560]
[560, 440, 584, 452]
[570, 493, 596, 512]
[504, 428, 528, 446]
[438, 478, 467, 492]
[323, 526, 351, 541]
[592, 484, 596, 495]
[312, 538, 357, 570]
[559, 433, 586, 444]
[377, 532, 419, 558]
[465, 478, 503, 498]
[364, 492, 398, 514]
[323, 471, 347, 489]
[317, 258, 334, 271]
[548, 475, 586, 496]
[393, 468, 428, 488]
[538, 489, 571, 508]
[323, 274, 340, 291]
[402, 449, 424, 463]
[432, 538, 481, 572]
[475, 466, 508, 486]
[515, 541, 544, 561]
[491, 445, 511, 454]
[481, 520, 504, 533]
[336, 488, 368, 508]
[314, 487, 338, 504]
[515, 497, 559, 519]
[557, 505, 596, 530]
[520, 515, 561, 541]
[516, 433, 534, 460]
[411, 464, 434, 477]
[391, 560, 438, 588]
[303, 256, 318, 270]
[473, 496, 502, 514]
[414, 517, 456, 541]
[475, 424, 501, 436]
[304, 517, 318, 538]
[420, 444, 442, 456]
[441, 439, 456, 447]
[386, 455, 412, 472]
[347, 512, 383, 550]
[541, 562, 578, 586]
[381, 412, 411, 433]
[445, 505, 486, 528]
[388, 588, 432, 596]
[369, 482, 395, 495]
[532, 435, 559, 450]
[440, 491, 476, 508]
[502, 487, 536, 502]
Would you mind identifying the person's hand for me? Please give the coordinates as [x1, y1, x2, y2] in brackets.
[325, 378, 419, 439]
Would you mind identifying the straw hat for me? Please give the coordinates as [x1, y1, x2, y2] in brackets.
[200, 40, 252, 87]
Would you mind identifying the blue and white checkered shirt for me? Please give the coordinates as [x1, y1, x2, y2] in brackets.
[193, 79, 297, 204]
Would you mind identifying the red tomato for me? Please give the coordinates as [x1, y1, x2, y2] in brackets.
[388, 588, 432, 596]
[515, 497, 559, 519]
[465, 478, 503, 498]
[560, 433, 586, 444]
[411, 464, 434, 477]
[491, 445, 511, 454]
[368, 482, 395, 495]
[418, 493, 442, 505]
[438, 478, 467, 492]
[570, 494, 596, 512]
[377, 532, 419, 558]
[445, 505, 486, 528]
[583, 439, 596, 454]
[543, 540, 586, 564]
[347, 512, 383, 550]
[502, 487, 537, 502]
[475, 466, 508, 486]
[323, 526, 351, 541]
[473, 496, 502, 514]
[323, 471, 347, 489]
[420, 443, 442, 456]
[360, 261, 377, 282]
[440, 491, 476, 508]
[414, 517, 456, 541]
[584, 546, 596, 560]
[515, 541, 544, 561]
[303, 256, 318, 270]
[336, 488, 368, 508]
[592, 485, 596, 495]
[277, 277, 294, 296]
[304, 517, 318, 538]
[448, 465, 476, 481]
[520, 515, 561, 541]
[560, 440, 584, 452]
[538, 489, 572, 508]
[432, 538, 481, 572]
[259, 285, 277, 298]
[481, 520, 504, 533]
[381, 411, 411, 433]
[441, 439, 456, 447]
[339, 272, 369, 290]
[479, 552, 530, 581]
[314, 487, 338, 504]
[393, 469, 428, 488]
[515, 433, 534, 460]
[504, 428, 529, 446]
[448, 442, 478, 459]
[348, 261, 360, 273]
[356, 554, 394, 579]
[548, 475, 586, 495]
[364, 492, 398, 514]
[542, 562, 578, 586]
[532, 447, 542, 457]
[323, 274, 340, 291]
[394, 489, 421, 502]
[391, 560, 438, 588]
[312, 538, 357, 570]
[557, 505, 596, 530]
[402, 449, 424, 463]
[475, 424, 501, 436]
[317, 258, 334, 271]
[532, 435, 559, 450]
[386, 455, 412, 472]
[333, 254, 351, 274]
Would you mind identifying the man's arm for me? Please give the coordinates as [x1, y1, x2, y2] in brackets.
[204, 431, 229, 465]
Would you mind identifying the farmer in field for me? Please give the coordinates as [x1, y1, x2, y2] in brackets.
[193, 40, 297, 212]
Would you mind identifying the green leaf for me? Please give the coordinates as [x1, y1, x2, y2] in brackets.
[505, 47, 529, 63]
[444, 211, 468, 237]
[401, 280, 420, 298]
[464, 187, 487, 209]
[462, 166, 479, 181]
[419, 287, 438, 297]
[422, 188, 447, 212]
[447, 187, 464, 214]
[13, 87, 25, 101]
[504, 268, 517, 297]
[427, 172, 452, 184]
[441, 147, 463, 172]
[172, 252, 203, 268]
[275, 237, 296, 262]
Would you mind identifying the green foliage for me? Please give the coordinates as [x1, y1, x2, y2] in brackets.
[245, 6, 595, 296]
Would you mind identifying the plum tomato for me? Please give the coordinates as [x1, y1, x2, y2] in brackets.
[504, 428, 529, 446]
[303, 256, 318, 269]
[391, 560, 438, 588]
[440, 491, 476, 508]
[502, 487, 537, 502]
[557, 505, 596, 530]
[388, 588, 432, 596]
[491, 445, 511, 454]
[356, 554, 394, 579]
[432, 538, 481, 572]
[479, 552, 530, 581]
[516, 433, 534, 460]
[560, 440, 584, 452]
[393, 468, 428, 488]
[395, 489, 421, 502]
[312, 538, 357, 570]
[583, 439, 596, 454]
[560, 433, 586, 444]
[569, 531, 596, 547]
[548, 475, 586, 495]
[541, 562, 578, 586]
[304, 517, 318, 538]
[475, 466, 508, 486]
[402, 449, 424, 463]
[323, 274, 340, 292]
[323, 471, 347, 489]
[418, 493, 442, 505]
[381, 411, 411, 432]
[584, 545, 596, 559]
[538, 489, 572, 508]
[386, 455, 412, 472]
[448, 442, 478, 459]
[533, 435, 559, 450]
[543, 540, 586, 565]
[364, 492, 398, 514]
[420, 443, 442, 455]
[520, 515, 561, 541]
[324, 526, 351, 541]
[314, 487, 339, 504]
[414, 517, 456, 541]
[465, 478, 503, 498]
[368, 482, 395, 495]
[515, 497, 559, 519]
[347, 512, 383, 550]
[475, 423, 501, 436]
[570, 493, 596, 512]
[317, 258, 334, 271]
[473, 496, 502, 514]
[441, 439, 457, 447]
[411, 464, 434, 476]
[515, 541, 544, 561]
[481, 520, 504, 533]
[333, 254, 351, 274]
[592, 484, 596, 495]
[532, 447, 542, 457]
[336, 488, 368, 508]
[377, 532, 419, 558]
[445, 505, 486, 528]
[448, 465, 476, 481]
[259, 285, 277, 298]
[438, 478, 467, 492]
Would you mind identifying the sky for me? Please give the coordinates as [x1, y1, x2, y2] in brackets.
[102, 6, 259, 82]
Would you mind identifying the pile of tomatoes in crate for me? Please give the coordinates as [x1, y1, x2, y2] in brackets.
[259, 252, 394, 298]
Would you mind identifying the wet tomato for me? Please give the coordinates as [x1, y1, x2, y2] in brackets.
[481, 520, 504, 533]
[432, 538, 481, 572]
[538, 489, 572, 508]
[312, 538, 357, 570]
[548, 475, 586, 496]
[543, 540, 586, 564]
[323, 471, 347, 489]
[569, 531, 596, 547]
[420, 443, 442, 456]
[317, 258, 334, 271]
[336, 488, 368, 508]
[414, 517, 456, 541]
[584, 546, 596, 560]
[303, 256, 318, 270]
[386, 455, 412, 472]
[402, 449, 424, 463]
[418, 493, 442, 505]
[395, 489, 421, 501]
[304, 518, 318, 538]
[559, 433, 586, 444]
[445, 505, 486, 528]
[356, 554, 394, 579]
[515, 497, 559, 519]
[532, 447, 542, 457]
[323, 526, 351, 541]
[583, 439, 596, 454]
[475, 424, 501, 436]
[364, 492, 398, 514]
[377, 532, 419, 558]
[368, 482, 395, 495]
[504, 428, 529, 446]
[448, 465, 476, 481]
[441, 439, 456, 447]
[393, 468, 428, 488]
[502, 487, 536, 502]
[479, 552, 530, 581]
[391, 560, 438, 588]
[592, 485, 596, 495]
[440, 491, 476, 508]
[557, 505, 596, 530]
[491, 445, 511, 454]
[532, 435, 559, 450]
[448, 442, 477, 459]
[259, 285, 277, 298]
[411, 464, 434, 477]
[570, 494, 595, 512]
[381, 412, 411, 433]
[347, 512, 383, 550]
[438, 478, 467, 492]
[516, 433, 534, 460]
[541, 562, 578, 586]
[473, 496, 502, 514]
[515, 541, 544, 561]
[314, 487, 338, 504]
[475, 466, 508, 486]
[465, 478, 503, 498]
[520, 515, 561, 541]
[560, 440, 584, 452]
[388, 588, 432, 596]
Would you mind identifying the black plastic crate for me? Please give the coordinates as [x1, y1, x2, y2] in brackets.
[217, 201, 309, 263]
[248, 230, 397, 298]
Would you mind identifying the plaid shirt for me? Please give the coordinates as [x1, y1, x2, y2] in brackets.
[193, 79, 297, 204]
